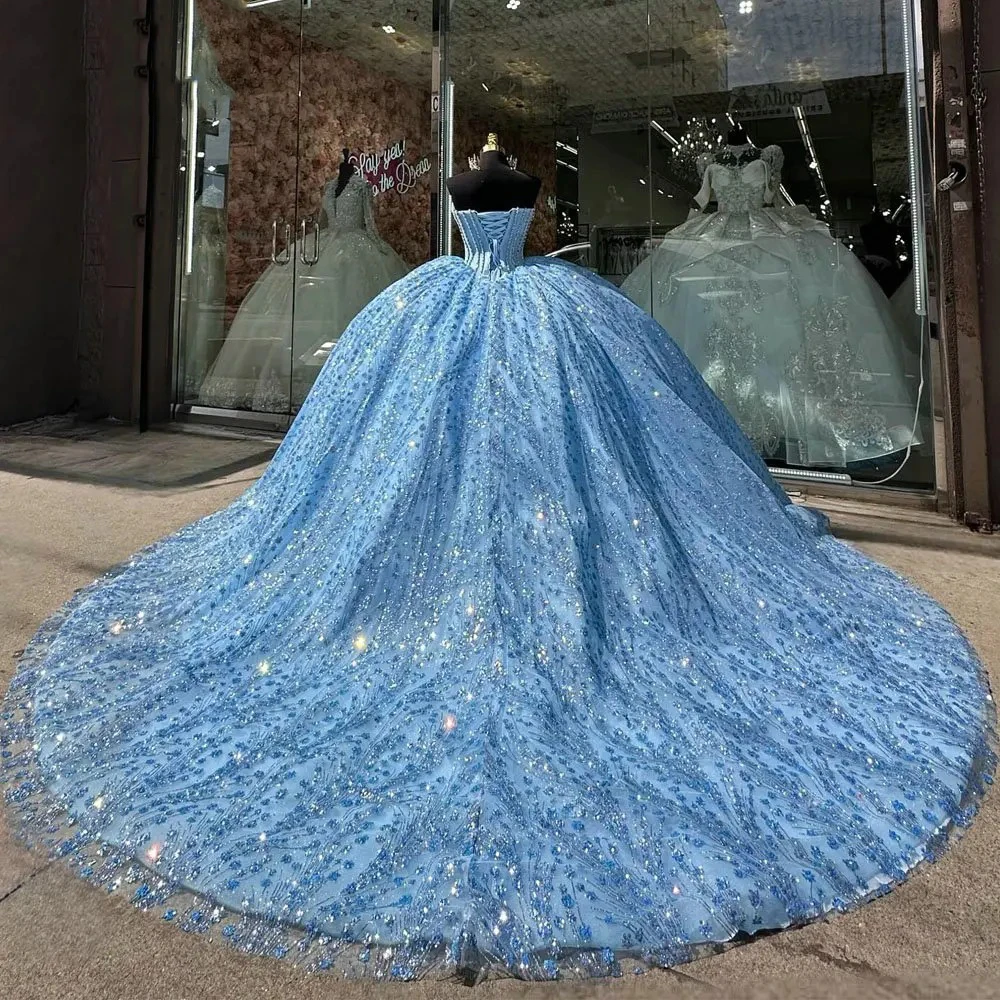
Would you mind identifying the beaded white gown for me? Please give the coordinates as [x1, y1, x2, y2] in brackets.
[200, 173, 409, 411]
[622, 146, 922, 468]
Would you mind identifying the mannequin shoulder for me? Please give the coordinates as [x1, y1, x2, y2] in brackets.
[760, 144, 785, 172]
[515, 171, 542, 205]
[448, 169, 541, 211]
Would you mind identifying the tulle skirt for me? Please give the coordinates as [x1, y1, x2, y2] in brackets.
[2, 255, 992, 979]
[199, 229, 409, 411]
[622, 208, 924, 467]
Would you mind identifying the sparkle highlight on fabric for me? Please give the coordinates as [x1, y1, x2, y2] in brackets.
[1, 208, 995, 981]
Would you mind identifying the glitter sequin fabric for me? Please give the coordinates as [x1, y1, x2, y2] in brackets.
[199, 172, 410, 412]
[1, 208, 994, 981]
[621, 150, 923, 468]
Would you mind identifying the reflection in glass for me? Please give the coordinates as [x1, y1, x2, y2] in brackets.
[175, 0, 432, 416]
[173, 0, 937, 490]
[176, 5, 233, 402]
[621, 134, 922, 469]
[291, 0, 435, 410]
[175, 0, 302, 416]
[200, 171, 408, 411]
[438, 0, 933, 488]
[623, 0, 933, 487]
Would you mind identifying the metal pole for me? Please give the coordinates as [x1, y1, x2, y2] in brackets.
[430, 0, 453, 258]
[901, 0, 927, 316]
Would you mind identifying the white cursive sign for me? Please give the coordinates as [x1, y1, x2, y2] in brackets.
[350, 139, 432, 199]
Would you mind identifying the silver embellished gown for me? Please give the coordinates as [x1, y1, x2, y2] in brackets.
[622, 146, 923, 468]
[200, 172, 409, 411]
[1, 205, 993, 980]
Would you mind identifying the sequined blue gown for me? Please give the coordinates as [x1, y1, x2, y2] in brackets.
[2, 208, 993, 980]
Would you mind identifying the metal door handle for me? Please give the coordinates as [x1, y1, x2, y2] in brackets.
[271, 220, 292, 265]
[309, 217, 321, 265]
[300, 217, 320, 266]
[282, 222, 292, 265]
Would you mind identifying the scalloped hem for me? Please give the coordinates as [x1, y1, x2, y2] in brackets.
[2, 554, 995, 982]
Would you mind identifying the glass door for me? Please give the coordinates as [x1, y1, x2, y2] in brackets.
[175, 0, 304, 418]
[435, 0, 935, 493]
[635, 0, 935, 490]
[289, 0, 434, 412]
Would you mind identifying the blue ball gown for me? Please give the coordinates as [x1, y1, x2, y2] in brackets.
[1, 207, 994, 980]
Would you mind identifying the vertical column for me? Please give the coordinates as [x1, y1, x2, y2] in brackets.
[80, 0, 151, 422]
[931, 0, 992, 525]
[431, 0, 453, 259]
[139, 0, 184, 427]
[967, 0, 1000, 521]
[0, 0, 86, 424]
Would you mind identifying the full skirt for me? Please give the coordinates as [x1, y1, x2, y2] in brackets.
[199, 230, 408, 411]
[2, 255, 992, 979]
[622, 208, 924, 468]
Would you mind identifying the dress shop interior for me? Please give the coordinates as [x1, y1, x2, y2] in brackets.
[175, 0, 935, 493]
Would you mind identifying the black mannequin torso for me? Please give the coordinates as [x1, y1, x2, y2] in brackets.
[335, 150, 356, 198]
[726, 125, 750, 146]
[448, 151, 541, 212]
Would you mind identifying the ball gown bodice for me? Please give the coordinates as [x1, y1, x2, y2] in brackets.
[694, 146, 782, 213]
[322, 172, 374, 235]
[454, 207, 534, 274]
[702, 159, 771, 212]
[1, 204, 992, 981]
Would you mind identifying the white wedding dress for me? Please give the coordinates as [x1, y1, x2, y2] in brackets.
[200, 173, 409, 412]
[622, 146, 922, 468]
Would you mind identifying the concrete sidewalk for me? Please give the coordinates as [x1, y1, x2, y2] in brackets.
[1, 425, 998, 1000]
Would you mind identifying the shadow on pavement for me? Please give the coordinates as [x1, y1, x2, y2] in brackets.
[831, 522, 1000, 559]
[0, 417, 277, 492]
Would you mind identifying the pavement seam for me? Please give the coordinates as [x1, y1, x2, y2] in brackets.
[0, 859, 55, 907]
[771, 938, 913, 993]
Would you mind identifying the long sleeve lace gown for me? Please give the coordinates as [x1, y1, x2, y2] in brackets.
[622, 145, 923, 470]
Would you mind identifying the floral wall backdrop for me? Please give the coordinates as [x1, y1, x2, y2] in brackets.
[198, 0, 556, 323]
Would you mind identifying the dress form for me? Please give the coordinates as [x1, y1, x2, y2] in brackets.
[727, 124, 750, 146]
[448, 134, 540, 212]
[335, 149, 355, 198]
[622, 127, 923, 469]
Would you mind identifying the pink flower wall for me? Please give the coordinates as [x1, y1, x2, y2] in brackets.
[199, 0, 555, 321]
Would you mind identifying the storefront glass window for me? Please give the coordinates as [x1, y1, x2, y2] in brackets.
[439, 0, 935, 491]
[174, 0, 433, 422]
[173, 0, 934, 493]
